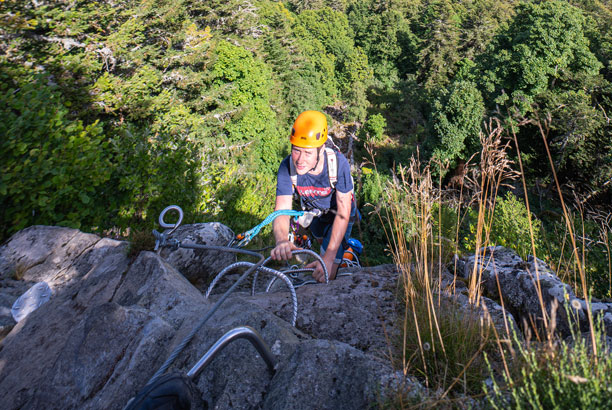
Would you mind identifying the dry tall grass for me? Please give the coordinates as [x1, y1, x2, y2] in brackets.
[378, 136, 510, 403]
[377, 114, 612, 407]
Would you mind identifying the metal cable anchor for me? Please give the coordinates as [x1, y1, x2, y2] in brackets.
[154, 205, 184, 250]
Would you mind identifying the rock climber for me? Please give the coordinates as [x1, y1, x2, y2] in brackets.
[271, 110, 356, 282]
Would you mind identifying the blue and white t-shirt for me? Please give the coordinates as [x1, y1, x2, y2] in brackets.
[276, 150, 355, 215]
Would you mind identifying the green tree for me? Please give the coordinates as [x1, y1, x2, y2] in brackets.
[477, 1, 611, 203]
[428, 80, 485, 170]
[348, 2, 417, 87]
[294, 7, 372, 120]
[210, 40, 283, 173]
[361, 113, 387, 143]
[414, 0, 462, 90]
[0, 73, 112, 237]
[480, 0, 602, 114]
[260, 2, 328, 123]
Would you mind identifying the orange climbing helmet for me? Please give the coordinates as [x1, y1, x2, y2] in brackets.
[290, 110, 328, 148]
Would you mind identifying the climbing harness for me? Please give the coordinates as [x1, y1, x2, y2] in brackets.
[289, 216, 312, 250]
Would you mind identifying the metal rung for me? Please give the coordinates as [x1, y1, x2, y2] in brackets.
[186, 326, 275, 380]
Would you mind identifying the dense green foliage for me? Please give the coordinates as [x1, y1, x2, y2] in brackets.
[360, 113, 387, 143]
[1, 0, 612, 293]
[1, 73, 112, 234]
[4, 0, 612, 406]
[0, 0, 370, 239]
[486, 317, 612, 409]
[428, 80, 485, 171]
[460, 192, 544, 260]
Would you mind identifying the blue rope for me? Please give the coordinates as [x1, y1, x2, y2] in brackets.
[240, 210, 304, 245]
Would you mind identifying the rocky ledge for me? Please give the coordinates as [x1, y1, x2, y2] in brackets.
[0, 226, 423, 409]
[1, 226, 607, 409]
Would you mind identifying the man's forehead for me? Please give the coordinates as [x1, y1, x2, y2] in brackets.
[291, 145, 317, 153]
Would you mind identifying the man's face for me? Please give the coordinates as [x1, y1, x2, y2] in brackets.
[291, 145, 319, 175]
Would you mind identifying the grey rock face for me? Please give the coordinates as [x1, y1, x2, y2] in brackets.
[263, 339, 422, 410]
[24, 303, 175, 410]
[158, 223, 236, 289]
[0, 293, 17, 338]
[0, 226, 124, 290]
[0, 226, 420, 410]
[111, 251, 210, 329]
[180, 298, 306, 409]
[0, 227, 198, 409]
[461, 246, 612, 337]
[437, 266, 518, 336]
[0, 226, 129, 338]
[236, 264, 400, 357]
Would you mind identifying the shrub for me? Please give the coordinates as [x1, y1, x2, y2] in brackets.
[485, 316, 612, 409]
[361, 113, 387, 143]
[204, 166, 276, 236]
[360, 166, 387, 205]
[0, 73, 112, 239]
[429, 80, 485, 173]
[350, 166, 393, 266]
[110, 124, 202, 229]
[462, 192, 543, 260]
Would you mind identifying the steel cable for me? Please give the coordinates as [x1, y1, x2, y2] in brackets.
[146, 244, 264, 387]
[205, 261, 298, 326]
[251, 249, 329, 295]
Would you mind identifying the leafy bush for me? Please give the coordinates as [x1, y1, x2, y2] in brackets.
[361, 113, 387, 143]
[429, 80, 485, 172]
[360, 167, 387, 205]
[479, 0, 602, 114]
[0, 73, 112, 238]
[211, 40, 283, 174]
[202, 163, 276, 236]
[293, 7, 372, 120]
[109, 124, 202, 229]
[355, 167, 393, 266]
[485, 317, 612, 409]
[462, 192, 543, 260]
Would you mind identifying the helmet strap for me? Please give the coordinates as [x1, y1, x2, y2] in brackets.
[309, 146, 323, 173]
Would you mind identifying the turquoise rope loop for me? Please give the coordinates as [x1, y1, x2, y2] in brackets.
[237, 210, 305, 247]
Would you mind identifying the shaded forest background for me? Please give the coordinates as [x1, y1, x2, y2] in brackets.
[2, 0, 612, 294]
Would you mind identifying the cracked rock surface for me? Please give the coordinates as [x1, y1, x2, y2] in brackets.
[158, 223, 236, 290]
[459, 246, 612, 337]
[0, 226, 423, 409]
[230, 264, 401, 357]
